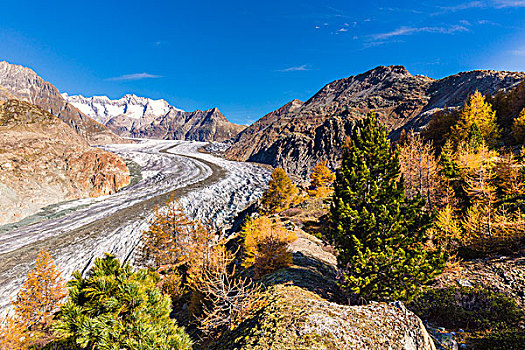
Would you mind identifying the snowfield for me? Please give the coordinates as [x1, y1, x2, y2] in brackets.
[0, 140, 269, 313]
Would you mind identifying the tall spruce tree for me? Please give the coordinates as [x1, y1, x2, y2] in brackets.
[328, 113, 445, 303]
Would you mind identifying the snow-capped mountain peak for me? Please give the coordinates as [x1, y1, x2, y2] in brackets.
[63, 93, 184, 124]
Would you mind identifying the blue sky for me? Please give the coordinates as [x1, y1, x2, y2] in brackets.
[1, 0, 525, 124]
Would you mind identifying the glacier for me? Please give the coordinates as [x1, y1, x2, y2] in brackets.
[0, 140, 269, 314]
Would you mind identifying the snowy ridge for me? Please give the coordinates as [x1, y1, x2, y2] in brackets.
[63, 93, 184, 124]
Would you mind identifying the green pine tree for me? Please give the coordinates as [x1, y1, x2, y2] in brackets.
[467, 123, 484, 151]
[328, 113, 445, 303]
[52, 254, 192, 350]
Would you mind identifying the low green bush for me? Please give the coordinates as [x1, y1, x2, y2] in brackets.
[410, 285, 525, 350]
[410, 286, 522, 330]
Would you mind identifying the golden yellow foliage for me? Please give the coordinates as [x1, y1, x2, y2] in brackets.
[309, 161, 335, 198]
[242, 216, 297, 278]
[455, 141, 498, 178]
[191, 245, 261, 335]
[452, 91, 500, 144]
[495, 152, 525, 197]
[141, 197, 213, 268]
[462, 205, 525, 255]
[398, 133, 444, 210]
[0, 315, 27, 350]
[428, 205, 463, 252]
[462, 203, 486, 239]
[261, 168, 298, 214]
[512, 108, 525, 143]
[12, 250, 66, 328]
[308, 185, 333, 199]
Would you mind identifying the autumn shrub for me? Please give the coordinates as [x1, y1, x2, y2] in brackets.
[260, 168, 298, 214]
[242, 216, 297, 278]
[189, 244, 261, 336]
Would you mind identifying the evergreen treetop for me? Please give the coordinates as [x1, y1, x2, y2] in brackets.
[53, 254, 192, 350]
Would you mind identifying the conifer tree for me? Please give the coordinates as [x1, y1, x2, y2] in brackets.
[398, 132, 443, 210]
[452, 91, 500, 145]
[328, 113, 445, 302]
[13, 250, 67, 328]
[141, 197, 213, 268]
[428, 205, 463, 252]
[496, 152, 525, 198]
[260, 168, 297, 214]
[53, 254, 192, 350]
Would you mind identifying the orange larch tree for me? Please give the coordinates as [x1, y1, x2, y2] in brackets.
[12, 250, 67, 328]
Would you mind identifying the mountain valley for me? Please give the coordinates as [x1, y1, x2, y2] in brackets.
[1, 60, 525, 350]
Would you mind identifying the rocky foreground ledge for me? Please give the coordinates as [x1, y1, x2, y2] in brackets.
[212, 227, 436, 349]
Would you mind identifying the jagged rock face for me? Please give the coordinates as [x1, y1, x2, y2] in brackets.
[226, 65, 525, 178]
[0, 100, 130, 225]
[65, 94, 246, 142]
[0, 61, 124, 145]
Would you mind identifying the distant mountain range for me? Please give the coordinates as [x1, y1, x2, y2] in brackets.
[225, 65, 525, 177]
[64, 94, 246, 142]
[0, 61, 124, 145]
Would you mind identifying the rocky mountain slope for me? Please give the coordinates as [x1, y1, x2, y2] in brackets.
[0, 61, 124, 145]
[226, 65, 525, 177]
[64, 94, 246, 142]
[0, 99, 130, 225]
